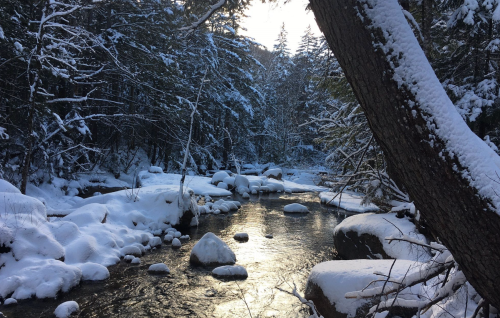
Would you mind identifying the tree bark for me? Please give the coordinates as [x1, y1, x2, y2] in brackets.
[309, 0, 500, 308]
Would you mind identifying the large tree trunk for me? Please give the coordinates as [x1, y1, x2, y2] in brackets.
[309, 0, 500, 308]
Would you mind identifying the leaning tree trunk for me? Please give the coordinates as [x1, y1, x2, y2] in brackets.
[309, 0, 500, 308]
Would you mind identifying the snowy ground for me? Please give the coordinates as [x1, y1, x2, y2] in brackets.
[0, 165, 384, 315]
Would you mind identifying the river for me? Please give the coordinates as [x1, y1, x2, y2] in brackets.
[2, 192, 353, 318]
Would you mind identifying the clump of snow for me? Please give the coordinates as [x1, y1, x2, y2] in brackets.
[283, 203, 309, 213]
[211, 171, 230, 185]
[148, 263, 170, 273]
[190, 232, 236, 266]
[320, 191, 379, 212]
[172, 238, 181, 248]
[180, 235, 190, 240]
[334, 213, 431, 261]
[233, 232, 249, 241]
[242, 192, 250, 199]
[148, 166, 163, 174]
[164, 234, 173, 242]
[54, 301, 79, 318]
[131, 257, 141, 264]
[212, 265, 248, 279]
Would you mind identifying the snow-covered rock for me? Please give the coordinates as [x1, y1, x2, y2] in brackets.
[180, 235, 190, 241]
[234, 175, 250, 191]
[334, 213, 431, 261]
[264, 168, 282, 180]
[242, 192, 250, 199]
[305, 260, 421, 318]
[3, 298, 17, 306]
[77, 263, 110, 281]
[54, 301, 79, 318]
[149, 237, 162, 248]
[222, 177, 234, 189]
[172, 238, 181, 249]
[283, 203, 309, 213]
[120, 245, 143, 257]
[217, 182, 228, 190]
[211, 171, 230, 186]
[319, 191, 379, 212]
[212, 265, 248, 279]
[131, 257, 141, 264]
[148, 263, 170, 274]
[190, 232, 236, 266]
[164, 234, 173, 242]
[233, 233, 249, 242]
[124, 255, 135, 263]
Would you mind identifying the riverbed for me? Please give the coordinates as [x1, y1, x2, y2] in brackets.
[2, 192, 354, 318]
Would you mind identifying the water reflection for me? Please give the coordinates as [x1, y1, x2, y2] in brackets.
[3, 192, 350, 318]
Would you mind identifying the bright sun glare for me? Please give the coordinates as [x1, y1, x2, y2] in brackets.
[240, 0, 322, 54]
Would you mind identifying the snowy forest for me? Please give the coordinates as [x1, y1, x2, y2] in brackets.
[1, 0, 500, 318]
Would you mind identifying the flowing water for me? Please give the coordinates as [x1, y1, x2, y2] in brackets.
[2, 192, 355, 318]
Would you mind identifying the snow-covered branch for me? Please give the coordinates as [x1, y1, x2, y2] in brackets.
[179, 0, 227, 34]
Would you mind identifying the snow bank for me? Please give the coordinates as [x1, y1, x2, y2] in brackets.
[0, 179, 20, 193]
[138, 172, 231, 197]
[0, 180, 198, 301]
[212, 265, 248, 279]
[334, 213, 431, 261]
[283, 203, 309, 213]
[305, 260, 422, 318]
[319, 191, 379, 212]
[190, 232, 236, 266]
[69, 184, 198, 229]
[54, 301, 79, 318]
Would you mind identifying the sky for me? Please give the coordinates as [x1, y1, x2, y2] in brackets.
[239, 0, 322, 54]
